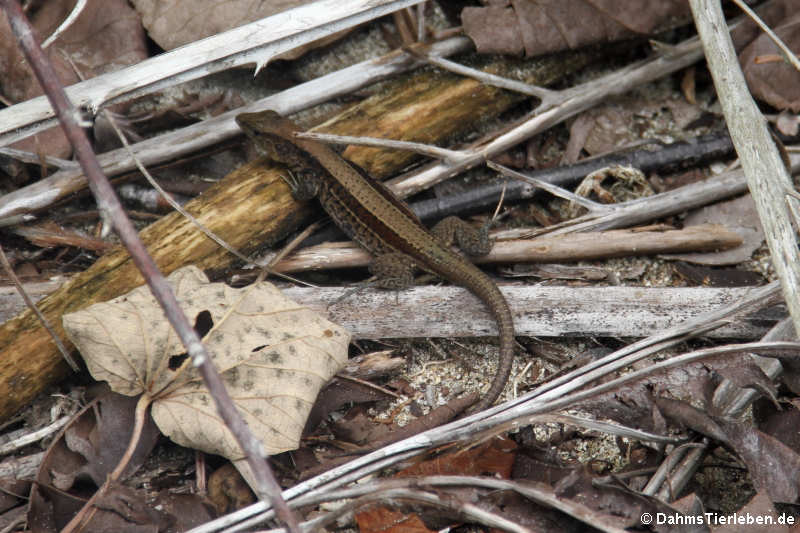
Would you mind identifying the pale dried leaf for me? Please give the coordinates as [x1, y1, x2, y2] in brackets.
[63, 266, 350, 458]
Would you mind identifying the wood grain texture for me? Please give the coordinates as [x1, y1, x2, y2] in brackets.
[283, 285, 782, 340]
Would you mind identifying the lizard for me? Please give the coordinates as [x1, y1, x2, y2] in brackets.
[235, 110, 515, 413]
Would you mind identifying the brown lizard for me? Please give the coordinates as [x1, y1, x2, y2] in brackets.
[235, 110, 515, 412]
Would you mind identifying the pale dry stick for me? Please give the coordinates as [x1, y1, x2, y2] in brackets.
[193, 284, 783, 533]
[0, 36, 472, 221]
[335, 374, 404, 400]
[523, 413, 682, 445]
[0, 0, 424, 146]
[0, 414, 70, 455]
[259, 222, 324, 284]
[293, 131, 466, 163]
[0, 2, 301, 532]
[256, 476, 628, 533]
[413, 51, 559, 103]
[730, 0, 800, 72]
[415, 1, 425, 42]
[40, 0, 87, 48]
[487, 161, 612, 212]
[274, 224, 742, 274]
[690, 0, 800, 335]
[0, 513, 25, 533]
[270, 489, 534, 533]
[0, 147, 77, 169]
[0, 244, 78, 370]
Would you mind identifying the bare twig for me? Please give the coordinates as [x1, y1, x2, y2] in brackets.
[272, 224, 742, 273]
[411, 50, 558, 103]
[0, 2, 300, 531]
[0, 244, 78, 370]
[40, 0, 87, 48]
[293, 131, 466, 163]
[0, 147, 77, 169]
[0, 414, 70, 456]
[730, 0, 800, 72]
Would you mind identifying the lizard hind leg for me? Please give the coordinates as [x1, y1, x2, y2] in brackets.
[369, 252, 417, 290]
[431, 216, 491, 257]
[329, 253, 416, 310]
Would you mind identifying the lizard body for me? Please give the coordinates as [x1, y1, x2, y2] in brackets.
[236, 110, 514, 412]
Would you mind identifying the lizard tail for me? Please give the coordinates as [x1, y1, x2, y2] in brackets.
[465, 282, 515, 414]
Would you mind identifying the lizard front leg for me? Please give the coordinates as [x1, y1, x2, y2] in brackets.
[278, 166, 320, 202]
[431, 216, 492, 257]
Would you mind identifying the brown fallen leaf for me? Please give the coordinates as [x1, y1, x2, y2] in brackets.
[27, 391, 161, 532]
[62, 265, 350, 485]
[354, 437, 517, 533]
[741, 12, 800, 112]
[462, 0, 689, 57]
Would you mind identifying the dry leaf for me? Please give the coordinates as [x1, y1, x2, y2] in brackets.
[741, 12, 800, 112]
[63, 266, 350, 462]
[462, 0, 689, 57]
[129, 0, 351, 58]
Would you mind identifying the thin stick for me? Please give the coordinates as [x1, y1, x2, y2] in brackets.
[414, 51, 558, 102]
[729, 0, 800, 72]
[40, 0, 87, 48]
[293, 131, 466, 163]
[0, 2, 300, 532]
[0, 243, 78, 370]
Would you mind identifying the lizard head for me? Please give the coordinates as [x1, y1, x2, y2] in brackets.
[235, 110, 300, 163]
